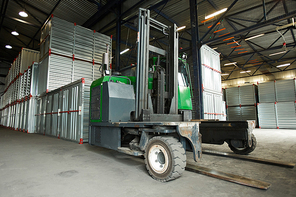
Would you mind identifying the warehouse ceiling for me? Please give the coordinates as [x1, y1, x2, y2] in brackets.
[0, 0, 296, 83]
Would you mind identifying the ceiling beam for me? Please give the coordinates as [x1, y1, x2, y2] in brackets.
[98, 0, 146, 33]
[282, 0, 296, 43]
[283, 58, 296, 71]
[203, 10, 296, 45]
[0, 0, 9, 33]
[101, 0, 170, 34]
[3, 25, 39, 42]
[0, 0, 6, 23]
[247, 40, 266, 50]
[4, 16, 40, 28]
[201, 0, 239, 41]
[228, 17, 257, 23]
[245, 40, 282, 71]
[26, 0, 62, 48]
[14, 0, 42, 25]
[221, 42, 295, 60]
[153, 8, 178, 26]
[14, 0, 48, 15]
[262, 0, 267, 21]
[258, 0, 280, 23]
[2, 27, 27, 46]
[267, 29, 289, 49]
[223, 67, 296, 81]
[83, 0, 121, 28]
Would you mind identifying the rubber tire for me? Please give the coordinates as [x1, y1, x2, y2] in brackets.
[144, 136, 186, 182]
[228, 134, 257, 155]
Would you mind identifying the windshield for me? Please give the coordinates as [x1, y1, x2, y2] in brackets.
[178, 59, 189, 87]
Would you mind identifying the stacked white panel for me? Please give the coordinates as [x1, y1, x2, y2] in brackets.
[203, 91, 225, 120]
[200, 45, 221, 93]
[200, 45, 224, 120]
[219, 101, 227, 121]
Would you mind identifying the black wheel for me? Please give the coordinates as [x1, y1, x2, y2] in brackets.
[144, 136, 186, 182]
[228, 134, 257, 155]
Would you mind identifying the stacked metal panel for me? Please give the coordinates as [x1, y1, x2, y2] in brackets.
[35, 79, 87, 143]
[225, 84, 258, 125]
[225, 87, 239, 106]
[275, 79, 296, 129]
[257, 103, 277, 129]
[200, 45, 225, 120]
[275, 79, 296, 102]
[258, 81, 276, 103]
[227, 106, 241, 121]
[227, 106, 257, 123]
[0, 49, 39, 131]
[258, 79, 296, 129]
[276, 102, 296, 129]
[257, 81, 277, 128]
[38, 16, 111, 94]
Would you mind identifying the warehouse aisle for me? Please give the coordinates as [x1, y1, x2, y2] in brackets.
[0, 127, 295, 197]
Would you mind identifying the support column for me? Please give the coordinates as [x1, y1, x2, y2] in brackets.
[115, 3, 122, 71]
[189, 0, 203, 119]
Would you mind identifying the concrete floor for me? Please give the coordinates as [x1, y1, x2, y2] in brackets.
[0, 127, 295, 197]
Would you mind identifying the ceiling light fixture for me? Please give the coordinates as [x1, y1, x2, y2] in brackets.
[212, 47, 218, 50]
[224, 62, 237, 66]
[5, 45, 12, 49]
[245, 34, 264, 41]
[120, 48, 129, 55]
[221, 73, 229, 76]
[240, 70, 251, 73]
[205, 8, 227, 19]
[177, 26, 186, 31]
[276, 63, 290, 68]
[19, 11, 28, 17]
[269, 51, 287, 56]
[11, 31, 19, 36]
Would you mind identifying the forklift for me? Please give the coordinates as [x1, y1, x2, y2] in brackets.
[89, 8, 256, 182]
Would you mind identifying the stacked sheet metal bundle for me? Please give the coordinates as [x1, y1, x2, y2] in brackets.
[38, 16, 112, 95]
[0, 49, 39, 132]
[36, 16, 112, 141]
[258, 79, 296, 129]
[225, 84, 258, 126]
[200, 45, 226, 120]
[35, 79, 88, 143]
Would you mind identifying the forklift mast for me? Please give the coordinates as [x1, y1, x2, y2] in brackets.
[134, 9, 179, 121]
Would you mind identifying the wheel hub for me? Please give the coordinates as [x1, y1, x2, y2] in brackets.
[148, 145, 169, 173]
